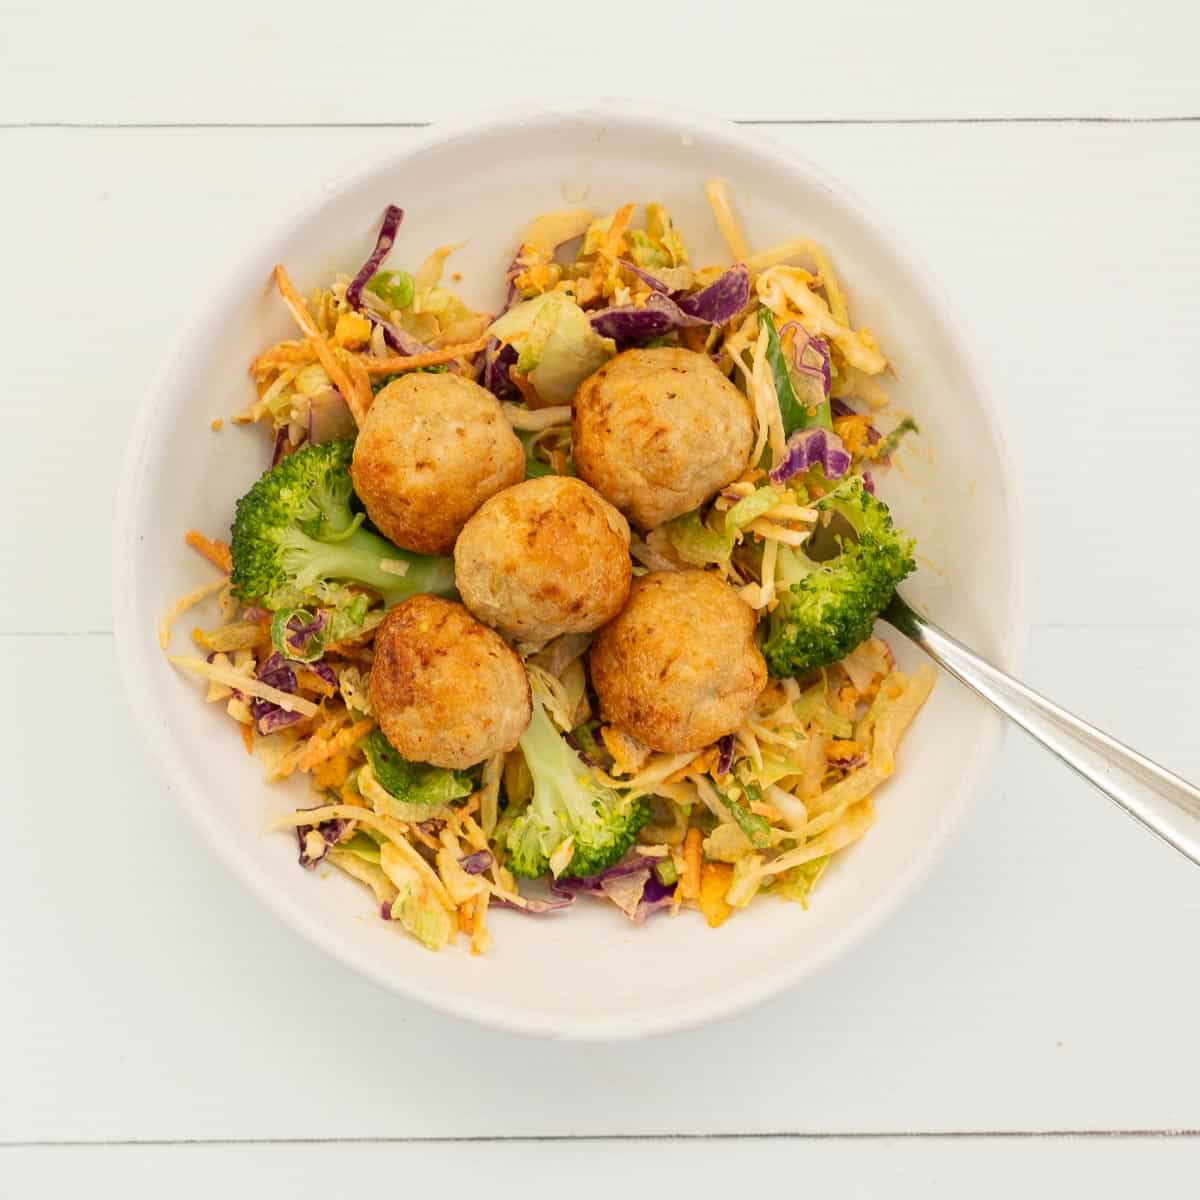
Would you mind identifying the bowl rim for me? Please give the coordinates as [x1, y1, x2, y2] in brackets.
[112, 98, 1027, 1040]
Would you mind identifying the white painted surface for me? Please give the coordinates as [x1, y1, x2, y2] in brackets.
[3, 0, 1199, 1180]
[3, 627, 1199, 1142]
[3, 1138, 1197, 1199]
[4, 0, 1200, 123]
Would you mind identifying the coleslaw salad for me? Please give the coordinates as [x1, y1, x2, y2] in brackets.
[158, 180, 935, 955]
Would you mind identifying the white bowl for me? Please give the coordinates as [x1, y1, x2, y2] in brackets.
[113, 100, 1024, 1039]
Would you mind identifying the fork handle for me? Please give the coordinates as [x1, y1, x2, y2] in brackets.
[884, 595, 1200, 867]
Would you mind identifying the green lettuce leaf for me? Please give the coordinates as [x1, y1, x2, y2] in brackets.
[489, 293, 616, 406]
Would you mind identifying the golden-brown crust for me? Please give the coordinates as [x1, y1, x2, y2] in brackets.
[588, 569, 766, 753]
[368, 595, 531, 769]
[350, 373, 525, 555]
[573, 347, 755, 530]
[454, 476, 632, 643]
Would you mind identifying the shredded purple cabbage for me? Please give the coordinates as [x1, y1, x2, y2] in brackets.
[417, 818, 446, 838]
[340, 205, 431, 356]
[480, 337, 518, 398]
[779, 320, 831, 398]
[618, 259, 670, 294]
[552, 856, 677, 922]
[637, 874, 677, 920]
[769, 428, 852, 486]
[254, 706, 303, 735]
[716, 735, 735, 776]
[285, 609, 327, 657]
[296, 816, 349, 869]
[459, 849, 494, 875]
[345, 205, 404, 308]
[309, 660, 337, 688]
[250, 653, 301, 734]
[257, 653, 297, 692]
[270, 426, 292, 467]
[676, 263, 751, 324]
[551, 856, 656, 898]
[862, 470, 877, 495]
[589, 291, 704, 343]
[590, 264, 751, 346]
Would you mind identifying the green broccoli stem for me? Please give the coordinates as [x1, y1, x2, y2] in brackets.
[285, 525, 456, 607]
[775, 544, 817, 588]
[519, 699, 594, 831]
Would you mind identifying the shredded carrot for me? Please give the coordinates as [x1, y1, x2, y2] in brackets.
[185, 529, 233, 574]
[507, 366, 539, 406]
[357, 337, 490, 375]
[294, 667, 337, 698]
[256, 334, 489, 380]
[210, 417, 224, 432]
[698, 862, 734, 928]
[589, 203, 636, 290]
[273, 265, 363, 426]
[749, 800, 782, 822]
[603, 202, 636, 257]
[296, 718, 374, 773]
[680, 827, 703, 900]
[334, 346, 372, 426]
[458, 896, 475, 936]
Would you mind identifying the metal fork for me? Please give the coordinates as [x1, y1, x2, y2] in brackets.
[883, 593, 1200, 866]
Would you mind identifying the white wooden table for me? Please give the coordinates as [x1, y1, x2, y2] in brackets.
[4, 2, 1199, 1193]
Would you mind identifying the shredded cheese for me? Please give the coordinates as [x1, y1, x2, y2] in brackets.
[158, 578, 229, 650]
[296, 718, 374, 772]
[745, 518, 811, 547]
[748, 324, 787, 467]
[745, 238, 849, 325]
[168, 656, 318, 716]
[756, 798, 877, 879]
[757, 267, 886, 376]
[704, 179, 751, 262]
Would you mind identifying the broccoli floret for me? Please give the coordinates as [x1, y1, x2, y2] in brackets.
[762, 475, 915, 677]
[505, 684, 650, 879]
[230, 440, 455, 611]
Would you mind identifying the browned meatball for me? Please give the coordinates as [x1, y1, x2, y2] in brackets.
[369, 595, 531, 769]
[589, 570, 766, 753]
[573, 347, 755, 530]
[351, 373, 524, 555]
[454, 476, 631, 644]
